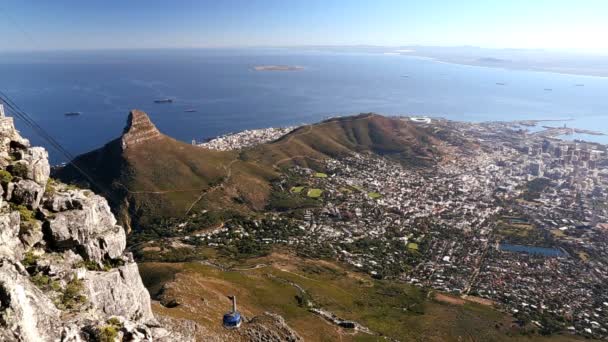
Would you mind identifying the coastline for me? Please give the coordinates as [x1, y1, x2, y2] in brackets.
[393, 52, 608, 79]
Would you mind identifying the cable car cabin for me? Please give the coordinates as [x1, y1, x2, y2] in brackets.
[223, 311, 242, 329]
[223, 295, 242, 329]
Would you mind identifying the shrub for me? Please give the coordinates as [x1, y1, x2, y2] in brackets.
[106, 317, 122, 327]
[10, 163, 28, 178]
[75, 258, 125, 272]
[60, 277, 87, 309]
[45, 179, 57, 196]
[31, 274, 50, 288]
[13, 204, 35, 222]
[65, 184, 80, 191]
[75, 260, 101, 271]
[22, 251, 38, 268]
[104, 258, 125, 271]
[98, 325, 119, 342]
[31, 272, 62, 292]
[0, 170, 13, 183]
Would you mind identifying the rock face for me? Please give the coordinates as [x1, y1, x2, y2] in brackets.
[121, 110, 162, 149]
[239, 313, 303, 342]
[0, 105, 188, 341]
[44, 192, 126, 263]
[85, 263, 154, 322]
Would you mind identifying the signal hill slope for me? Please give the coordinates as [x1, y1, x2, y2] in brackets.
[57, 111, 460, 230]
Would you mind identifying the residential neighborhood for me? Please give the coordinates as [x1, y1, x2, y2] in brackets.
[179, 117, 608, 339]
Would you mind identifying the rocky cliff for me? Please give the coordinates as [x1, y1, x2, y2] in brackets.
[0, 105, 193, 341]
[121, 110, 162, 150]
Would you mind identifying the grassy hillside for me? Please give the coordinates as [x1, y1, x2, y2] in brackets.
[57, 112, 453, 230]
[139, 253, 583, 342]
[245, 113, 445, 170]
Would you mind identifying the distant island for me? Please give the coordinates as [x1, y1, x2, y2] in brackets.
[254, 65, 305, 71]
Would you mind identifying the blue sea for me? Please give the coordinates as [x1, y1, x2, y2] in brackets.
[0, 48, 607, 163]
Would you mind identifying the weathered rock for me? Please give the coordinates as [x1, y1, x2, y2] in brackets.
[59, 323, 86, 342]
[44, 193, 126, 263]
[84, 262, 155, 323]
[11, 179, 44, 209]
[0, 106, 192, 342]
[0, 261, 61, 342]
[4, 182, 14, 201]
[44, 190, 86, 212]
[121, 110, 162, 149]
[0, 212, 23, 259]
[19, 221, 44, 249]
[240, 312, 303, 342]
[15, 147, 50, 186]
[154, 315, 206, 342]
[0, 111, 29, 152]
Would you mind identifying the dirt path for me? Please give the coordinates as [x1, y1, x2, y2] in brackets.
[184, 158, 239, 215]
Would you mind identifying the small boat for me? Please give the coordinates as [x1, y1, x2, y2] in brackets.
[496, 82, 506, 86]
[544, 88, 553, 91]
[401, 75, 409, 78]
[184, 109, 197, 113]
[154, 99, 173, 104]
[64, 112, 81, 116]
[575, 84, 585, 87]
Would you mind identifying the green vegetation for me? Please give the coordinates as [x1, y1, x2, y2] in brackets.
[10, 163, 28, 178]
[31, 274, 61, 292]
[58, 277, 87, 310]
[368, 192, 382, 199]
[22, 251, 39, 268]
[45, 178, 57, 195]
[290, 186, 304, 193]
[11, 204, 35, 222]
[407, 242, 419, 251]
[75, 258, 124, 272]
[142, 256, 549, 342]
[314, 172, 328, 178]
[339, 187, 353, 193]
[523, 178, 553, 201]
[307, 188, 323, 198]
[351, 185, 364, 192]
[98, 325, 119, 342]
[0, 170, 13, 183]
[495, 218, 554, 246]
[268, 189, 320, 211]
[106, 317, 122, 327]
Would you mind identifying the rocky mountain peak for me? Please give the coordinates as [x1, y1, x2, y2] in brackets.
[0, 111, 194, 341]
[121, 109, 162, 149]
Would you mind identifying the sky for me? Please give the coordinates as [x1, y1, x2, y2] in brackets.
[1, 0, 607, 52]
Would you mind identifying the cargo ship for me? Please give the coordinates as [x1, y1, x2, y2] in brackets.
[64, 112, 82, 116]
[154, 99, 173, 104]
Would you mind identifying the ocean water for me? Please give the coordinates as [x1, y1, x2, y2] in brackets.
[0, 48, 607, 163]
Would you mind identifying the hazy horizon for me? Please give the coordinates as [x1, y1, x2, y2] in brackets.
[2, 0, 608, 53]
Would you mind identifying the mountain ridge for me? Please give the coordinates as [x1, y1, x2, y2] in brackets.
[57, 110, 456, 230]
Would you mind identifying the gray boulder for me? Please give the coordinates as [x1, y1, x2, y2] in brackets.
[19, 221, 44, 249]
[43, 190, 86, 212]
[14, 147, 50, 186]
[11, 179, 44, 210]
[4, 182, 14, 201]
[0, 261, 61, 342]
[0, 212, 22, 260]
[84, 262, 155, 323]
[44, 193, 126, 263]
